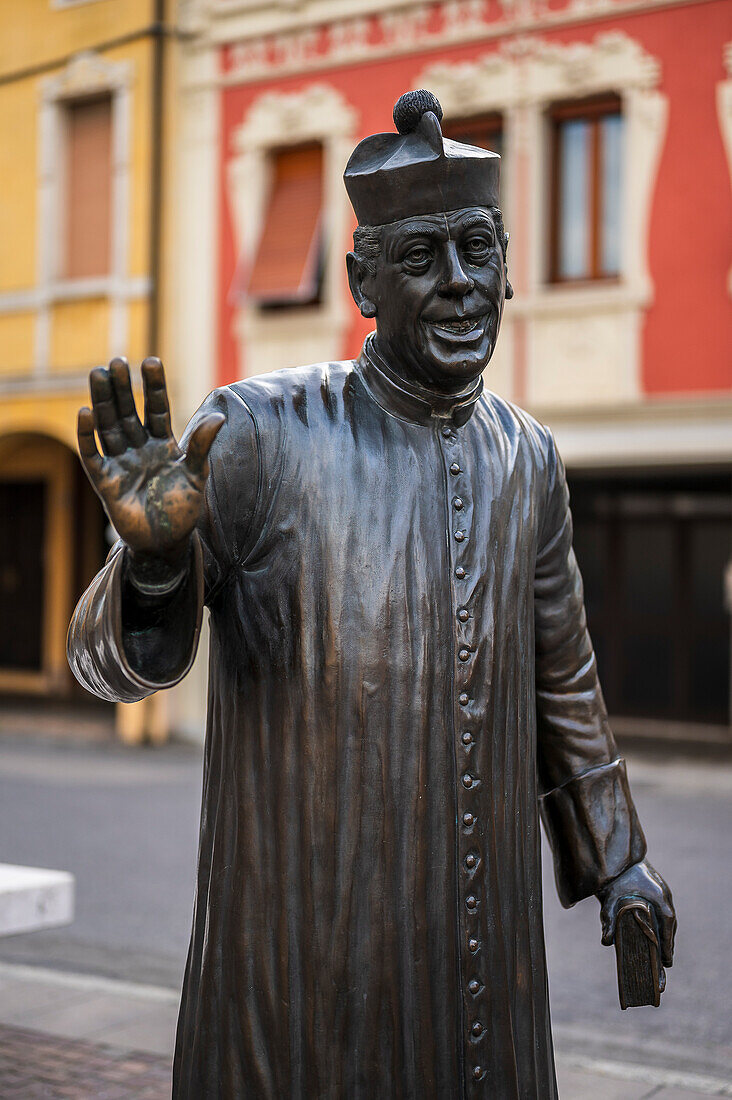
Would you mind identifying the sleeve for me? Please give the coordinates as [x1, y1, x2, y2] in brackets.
[66, 387, 261, 703]
[535, 430, 646, 907]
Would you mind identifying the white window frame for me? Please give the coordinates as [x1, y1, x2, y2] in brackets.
[418, 31, 669, 411]
[36, 50, 143, 373]
[227, 84, 358, 376]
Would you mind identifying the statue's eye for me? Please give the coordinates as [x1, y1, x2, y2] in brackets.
[463, 234, 493, 261]
[403, 246, 432, 271]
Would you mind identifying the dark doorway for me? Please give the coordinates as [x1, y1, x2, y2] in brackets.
[0, 480, 46, 670]
[569, 470, 732, 725]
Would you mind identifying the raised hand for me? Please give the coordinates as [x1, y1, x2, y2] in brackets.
[77, 357, 224, 567]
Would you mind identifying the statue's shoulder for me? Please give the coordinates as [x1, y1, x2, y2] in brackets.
[223, 360, 354, 425]
[479, 389, 557, 460]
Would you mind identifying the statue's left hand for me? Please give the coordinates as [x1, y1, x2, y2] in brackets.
[597, 859, 676, 967]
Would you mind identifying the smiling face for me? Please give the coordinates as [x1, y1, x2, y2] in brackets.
[348, 206, 509, 392]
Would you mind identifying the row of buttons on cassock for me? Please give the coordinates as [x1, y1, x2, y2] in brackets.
[442, 424, 486, 1085]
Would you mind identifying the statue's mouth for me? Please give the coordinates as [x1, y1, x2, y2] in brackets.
[424, 312, 493, 345]
[430, 317, 483, 335]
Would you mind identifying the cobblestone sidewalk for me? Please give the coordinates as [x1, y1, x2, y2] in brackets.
[0, 1023, 171, 1099]
[0, 964, 729, 1099]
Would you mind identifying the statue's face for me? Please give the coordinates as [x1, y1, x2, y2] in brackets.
[366, 207, 507, 391]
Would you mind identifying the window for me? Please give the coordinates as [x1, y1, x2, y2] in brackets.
[246, 143, 324, 308]
[549, 95, 623, 283]
[443, 113, 503, 159]
[64, 94, 112, 279]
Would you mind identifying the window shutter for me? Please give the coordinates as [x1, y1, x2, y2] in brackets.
[65, 95, 112, 279]
[247, 144, 323, 305]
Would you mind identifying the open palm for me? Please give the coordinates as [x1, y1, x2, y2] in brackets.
[77, 357, 224, 562]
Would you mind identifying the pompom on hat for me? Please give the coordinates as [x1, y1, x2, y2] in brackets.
[344, 90, 501, 227]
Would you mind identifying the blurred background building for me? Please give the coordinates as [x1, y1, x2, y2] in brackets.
[0, 0, 184, 740]
[1, 0, 730, 745]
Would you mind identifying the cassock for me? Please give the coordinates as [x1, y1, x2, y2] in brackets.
[68, 336, 646, 1099]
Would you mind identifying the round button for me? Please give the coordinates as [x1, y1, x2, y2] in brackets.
[459, 692, 470, 706]
[465, 853, 477, 868]
[453, 497, 464, 510]
[454, 530, 465, 542]
[450, 462, 461, 475]
[468, 979, 480, 995]
[458, 608, 469, 622]
[463, 812, 474, 827]
[466, 895, 477, 910]
[458, 648, 471, 662]
[461, 731, 472, 745]
[468, 938, 479, 952]
[471, 1021, 483, 1037]
[462, 773, 473, 788]
[441, 425, 452, 438]
[473, 1066, 483, 1080]
[455, 566, 466, 579]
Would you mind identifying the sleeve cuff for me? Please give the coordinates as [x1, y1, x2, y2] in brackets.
[114, 533, 204, 695]
[125, 548, 191, 598]
[540, 757, 647, 907]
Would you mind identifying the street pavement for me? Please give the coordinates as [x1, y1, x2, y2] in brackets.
[0, 732, 730, 1097]
[0, 1022, 170, 1099]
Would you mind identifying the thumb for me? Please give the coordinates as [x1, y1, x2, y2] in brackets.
[184, 413, 225, 478]
[600, 895, 620, 946]
[660, 912, 677, 968]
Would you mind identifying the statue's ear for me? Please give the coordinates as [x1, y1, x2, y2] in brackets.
[346, 252, 377, 318]
[502, 231, 514, 299]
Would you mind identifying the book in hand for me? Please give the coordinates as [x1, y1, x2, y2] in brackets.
[614, 898, 666, 1009]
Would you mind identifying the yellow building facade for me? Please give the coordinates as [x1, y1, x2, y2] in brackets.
[0, 0, 178, 734]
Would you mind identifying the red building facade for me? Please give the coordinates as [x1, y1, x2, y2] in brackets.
[177, 0, 732, 735]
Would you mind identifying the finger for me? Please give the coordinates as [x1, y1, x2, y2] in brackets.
[184, 413, 225, 478]
[109, 357, 146, 446]
[141, 356, 173, 439]
[76, 407, 103, 481]
[89, 367, 127, 456]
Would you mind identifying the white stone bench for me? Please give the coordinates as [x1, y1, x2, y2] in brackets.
[0, 863, 74, 937]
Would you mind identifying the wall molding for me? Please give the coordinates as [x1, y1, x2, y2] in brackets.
[0, 277, 151, 316]
[544, 397, 732, 467]
[50, 0, 107, 8]
[41, 51, 132, 102]
[716, 42, 732, 296]
[177, 0, 720, 87]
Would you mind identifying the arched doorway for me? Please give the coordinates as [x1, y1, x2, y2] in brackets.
[0, 432, 110, 708]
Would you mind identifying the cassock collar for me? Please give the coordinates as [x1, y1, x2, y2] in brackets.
[357, 334, 483, 428]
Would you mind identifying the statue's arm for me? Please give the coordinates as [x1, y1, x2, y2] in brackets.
[67, 365, 259, 702]
[66, 534, 205, 703]
[533, 432, 675, 964]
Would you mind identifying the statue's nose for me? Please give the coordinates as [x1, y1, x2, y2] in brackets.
[438, 241, 474, 297]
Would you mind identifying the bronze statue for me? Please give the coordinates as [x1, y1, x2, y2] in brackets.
[68, 91, 675, 1098]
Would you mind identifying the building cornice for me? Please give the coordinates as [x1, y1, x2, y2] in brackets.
[532, 394, 732, 468]
[183, 0, 722, 86]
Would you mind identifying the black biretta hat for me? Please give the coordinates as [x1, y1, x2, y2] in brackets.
[344, 90, 501, 227]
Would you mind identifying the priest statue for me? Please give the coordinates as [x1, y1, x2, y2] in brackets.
[68, 90, 676, 1098]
